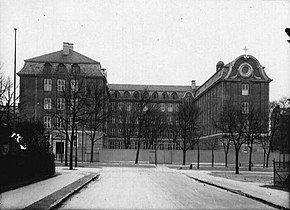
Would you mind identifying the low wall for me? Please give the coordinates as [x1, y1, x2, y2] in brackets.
[98, 149, 280, 165]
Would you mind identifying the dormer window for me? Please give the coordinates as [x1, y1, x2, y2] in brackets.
[58, 63, 66, 73]
[71, 64, 80, 74]
[43, 63, 52, 73]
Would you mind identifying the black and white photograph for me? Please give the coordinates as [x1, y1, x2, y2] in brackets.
[0, 0, 289, 209]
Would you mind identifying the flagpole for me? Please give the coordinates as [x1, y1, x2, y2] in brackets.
[13, 28, 17, 131]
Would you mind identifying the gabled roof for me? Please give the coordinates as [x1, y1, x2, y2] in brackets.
[25, 49, 99, 64]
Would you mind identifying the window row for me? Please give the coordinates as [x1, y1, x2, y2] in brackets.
[108, 141, 182, 150]
[44, 79, 78, 92]
[109, 115, 178, 125]
[43, 63, 80, 74]
[109, 128, 178, 138]
[43, 116, 81, 129]
[112, 90, 179, 100]
[110, 102, 179, 112]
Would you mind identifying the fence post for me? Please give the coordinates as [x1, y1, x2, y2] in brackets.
[273, 159, 275, 186]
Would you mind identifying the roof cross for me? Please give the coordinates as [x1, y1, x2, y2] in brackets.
[243, 46, 249, 56]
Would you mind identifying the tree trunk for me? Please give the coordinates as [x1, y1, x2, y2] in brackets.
[211, 149, 214, 167]
[248, 141, 253, 171]
[182, 149, 186, 165]
[65, 137, 68, 166]
[235, 149, 239, 174]
[90, 141, 94, 162]
[266, 151, 270, 168]
[225, 151, 228, 167]
[70, 138, 73, 170]
[135, 138, 141, 164]
[263, 150, 266, 168]
[197, 142, 200, 169]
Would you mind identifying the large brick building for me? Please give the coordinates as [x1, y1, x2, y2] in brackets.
[194, 54, 272, 141]
[18, 43, 108, 160]
[17, 43, 272, 162]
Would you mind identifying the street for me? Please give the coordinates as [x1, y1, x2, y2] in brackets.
[57, 166, 274, 209]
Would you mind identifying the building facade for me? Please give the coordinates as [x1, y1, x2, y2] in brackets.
[18, 43, 108, 161]
[194, 54, 272, 141]
[17, 43, 272, 162]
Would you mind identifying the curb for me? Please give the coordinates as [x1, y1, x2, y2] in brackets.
[24, 173, 99, 210]
[185, 174, 287, 210]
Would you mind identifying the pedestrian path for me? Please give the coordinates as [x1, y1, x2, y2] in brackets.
[0, 167, 100, 209]
[179, 170, 289, 209]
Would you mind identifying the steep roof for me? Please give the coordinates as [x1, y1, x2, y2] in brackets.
[25, 49, 99, 64]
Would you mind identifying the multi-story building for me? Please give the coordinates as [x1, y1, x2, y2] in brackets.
[106, 83, 198, 150]
[17, 43, 108, 161]
[18, 43, 272, 162]
[194, 54, 272, 142]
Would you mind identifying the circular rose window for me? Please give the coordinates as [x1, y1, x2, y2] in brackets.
[238, 63, 253, 78]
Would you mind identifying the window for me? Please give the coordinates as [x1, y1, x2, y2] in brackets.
[118, 128, 122, 136]
[110, 128, 116, 136]
[111, 116, 116, 124]
[109, 141, 115, 149]
[56, 117, 63, 129]
[70, 80, 78, 92]
[44, 116, 51, 128]
[71, 64, 80, 74]
[168, 130, 173, 138]
[70, 98, 78, 110]
[118, 141, 123, 149]
[58, 64, 66, 72]
[186, 97, 191, 105]
[168, 103, 173, 112]
[168, 116, 173, 125]
[161, 103, 165, 112]
[242, 84, 249, 95]
[57, 98, 65, 110]
[57, 79, 65, 91]
[118, 115, 122, 123]
[175, 104, 179, 112]
[242, 102, 249, 114]
[44, 79, 52, 91]
[43, 63, 52, 73]
[44, 98, 51, 110]
[127, 103, 132, 111]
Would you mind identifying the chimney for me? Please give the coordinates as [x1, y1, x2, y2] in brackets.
[191, 80, 196, 89]
[68, 43, 74, 51]
[63, 42, 69, 55]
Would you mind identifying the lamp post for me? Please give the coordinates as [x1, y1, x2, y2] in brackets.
[13, 28, 17, 131]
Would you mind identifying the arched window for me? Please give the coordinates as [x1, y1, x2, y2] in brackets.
[71, 64, 80, 74]
[133, 91, 139, 99]
[172, 92, 178, 99]
[162, 92, 168, 99]
[123, 91, 130, 98]
[142, 91, 149, 99]
[43, 63, 52, 73]
[152, 91, 159, 99]
[113, 91, 121, 99]
[57, 63, 66, 73]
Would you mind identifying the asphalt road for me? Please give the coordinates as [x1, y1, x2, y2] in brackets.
[58, 166, 275, 209]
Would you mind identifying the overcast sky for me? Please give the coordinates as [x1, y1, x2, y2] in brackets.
[0, 0, 289, 101]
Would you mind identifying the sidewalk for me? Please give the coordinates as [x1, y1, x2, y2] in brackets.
[0, 167, 100, 210]
[178, 169, 289, 209]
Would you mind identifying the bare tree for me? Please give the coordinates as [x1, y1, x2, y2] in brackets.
[244, 106, 268, 171]
[177, 100, 200, 165]
[134, 90, 160, 164]
[204, 138, 219, 167]
[85, 83, 110, 162]
[52, 73, 87, 170]
[215, 101, 248, 174]
[119, 102, 137, 149]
